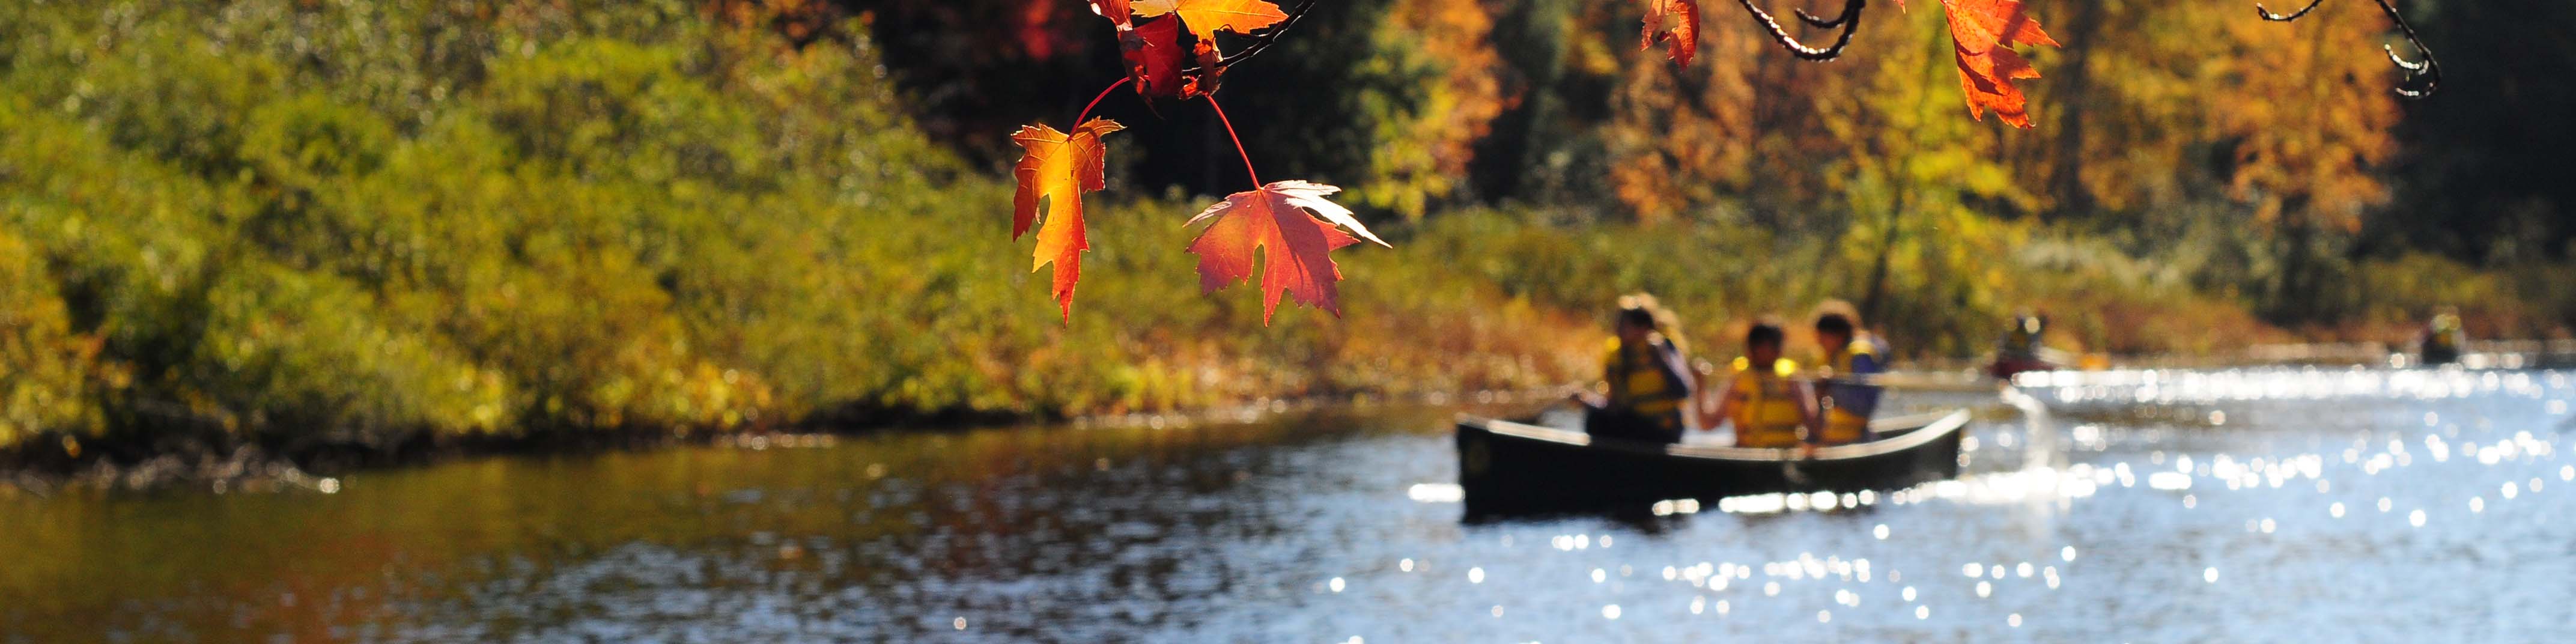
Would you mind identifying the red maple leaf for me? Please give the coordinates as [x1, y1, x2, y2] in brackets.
[1121, 17, 1191, 99]
[1640, 0, 1702, 65]
[1011, 118, 1126, 320]
[1186, 30, 1225, 97]
[1918, 0, 2059, 127]
[1185, 181, 1390, 324]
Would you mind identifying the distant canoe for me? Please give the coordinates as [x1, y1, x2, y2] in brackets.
[1453, 409, 1972, 517]
[1990, 347, 2077, 379]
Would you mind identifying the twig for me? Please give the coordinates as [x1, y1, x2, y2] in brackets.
[1181, 0, 1322, 75]
[1736, 0, 1868, 61]
[1206, 94, 1260, 187]
[1075, 76, 1132, 124]
[2253, 0, 2440, 97]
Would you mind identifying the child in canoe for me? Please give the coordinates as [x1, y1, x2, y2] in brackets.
[1694, 320, 1821, 449]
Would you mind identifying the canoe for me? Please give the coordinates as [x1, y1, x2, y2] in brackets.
[1453, 409, 1972, 517]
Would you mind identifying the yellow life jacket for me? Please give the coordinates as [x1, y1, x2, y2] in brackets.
[1729, 357, 1805, 448]
[1603, 338, 1685, 426]
[1824, 334, 1882, 374]
[1822, 407, 1870, 444]
[1819, 335, 1883, 444]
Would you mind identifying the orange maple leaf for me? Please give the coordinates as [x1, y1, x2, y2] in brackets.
[1922, 0, 2059, 127]
[1640, 0, 1701, 65]
[1088, 0, 1134, 29]
[1185, 181, 1390, 324]
[1132, 0, 1289, 41]
[1011, 118, 1126, 320]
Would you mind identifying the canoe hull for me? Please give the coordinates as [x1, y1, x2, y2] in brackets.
[1454, 410, 1969, 517]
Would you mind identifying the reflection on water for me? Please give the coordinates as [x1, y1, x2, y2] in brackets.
[7, 368, 2576, 642]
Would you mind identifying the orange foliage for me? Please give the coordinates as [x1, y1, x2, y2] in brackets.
[2213, 4, 2398, 231]
[1640, 0, 1703, 65]
[1920, 0, 2060, 127]
[1131, 0, 1289, 40]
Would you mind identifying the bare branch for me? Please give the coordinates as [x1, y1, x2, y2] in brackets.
[2252, 0, 2439, 97]
[2255, 0, 2326, 22]
[2372, 0, 2440, 97]
[1736, 0, 1868, 61]
[1795, 1, 1862, 29]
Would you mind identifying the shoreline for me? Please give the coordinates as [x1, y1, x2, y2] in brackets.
[0, 386, 1575, 498]
[14, 340, 2569, 498]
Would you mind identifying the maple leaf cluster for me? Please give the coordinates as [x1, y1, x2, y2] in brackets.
[1093, 0, 1289, 100]
[1013, 0, 1384, 325]
[1004, 0, 2083, 324]
[1639, 0, 2060, 127]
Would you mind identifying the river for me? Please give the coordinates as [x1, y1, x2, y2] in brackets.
[4, 366, 2573, 642]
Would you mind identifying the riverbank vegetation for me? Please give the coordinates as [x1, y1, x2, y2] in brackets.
[1, 1, 2569, 469]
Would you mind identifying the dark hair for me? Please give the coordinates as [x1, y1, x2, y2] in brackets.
[1746, 321, 1785, 348]
[1617, 306, 1657, 330]
[1814, 312, 1855, 338]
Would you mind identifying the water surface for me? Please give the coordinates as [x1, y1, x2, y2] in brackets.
[5, 368, 2574, 642]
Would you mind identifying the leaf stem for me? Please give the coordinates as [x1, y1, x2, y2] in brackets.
[1205, 94, 1259, 187]
[1074, 76, 1131, 124]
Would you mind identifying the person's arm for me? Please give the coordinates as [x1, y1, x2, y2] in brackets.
[1793, 380, 1825, 444]
[1570, 389, 1606, 410]
[1694, 375, 1736, 431]
[1573, 345, 1619, 409]
[1661, 344, 1698, 404]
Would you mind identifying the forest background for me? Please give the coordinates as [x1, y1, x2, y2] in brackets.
[1, 0, 2569, 463]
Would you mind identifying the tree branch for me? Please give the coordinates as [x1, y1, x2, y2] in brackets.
[1179, 0, 1322, 76]
[1736, 0, 1869, 61]
[2253, 0, 2439, 97]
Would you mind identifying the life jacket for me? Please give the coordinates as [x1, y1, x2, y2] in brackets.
[1819, 335, 1887, 444]
[1604, 337, 1689, 429]
[1729, 357, 1805, 448]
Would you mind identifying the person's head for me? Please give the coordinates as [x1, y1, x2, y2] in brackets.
[1616, 306, 1657, 344]
[1811, 299, 1861, 332]
[2011, 311, 2045, 337]
[1614, 293, 1668, 347]
[1814, 312, 1856, 351]
[1745, 320, 1785, 365]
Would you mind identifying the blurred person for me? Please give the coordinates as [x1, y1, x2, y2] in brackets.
[1695, 320, 1820, 449]
[2419, 307, 2465, 365]
[1572, 294, 1694, 444]
[1811, 303, 1888, 445]
[1990, 311, 2055, 379]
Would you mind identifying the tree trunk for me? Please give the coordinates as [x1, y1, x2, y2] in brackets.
[2045, 0, 2108, 217]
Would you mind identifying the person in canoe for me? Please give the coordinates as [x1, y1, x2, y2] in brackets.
[2418, 307, 2465, 365]
[1811, 304, 1889, 445]
[1989, 311, 2055, 378]
[1571, 294, 1697, 444]
[1694, 320, 1821, 449]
